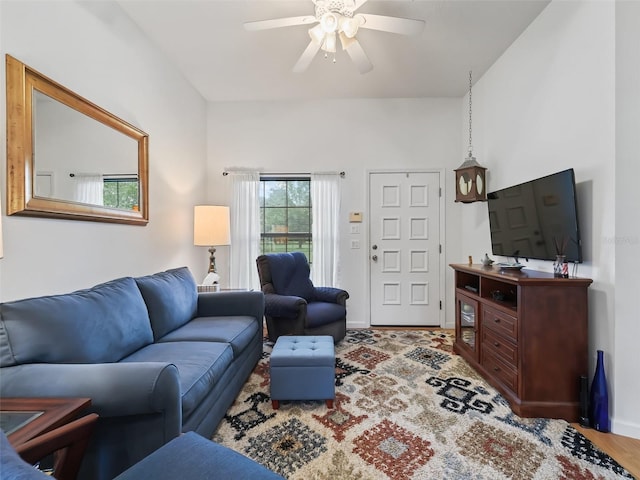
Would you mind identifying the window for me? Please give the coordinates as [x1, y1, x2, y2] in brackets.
[259, 176, 312, 261]
[103, 177, 139, 210]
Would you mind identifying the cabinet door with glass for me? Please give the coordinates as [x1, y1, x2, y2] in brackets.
[455, 292, 479, 361]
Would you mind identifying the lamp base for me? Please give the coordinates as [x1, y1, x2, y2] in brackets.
[202, 272, 220, 286]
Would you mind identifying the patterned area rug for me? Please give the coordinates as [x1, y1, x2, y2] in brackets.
[213, 330, 633, 479]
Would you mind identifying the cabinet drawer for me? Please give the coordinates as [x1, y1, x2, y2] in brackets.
[482, 349, 519, 394]
[482, 328, 518, 368]
[482, 305, 517, 341]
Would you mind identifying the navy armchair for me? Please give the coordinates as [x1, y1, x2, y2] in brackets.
[256, 252, 349, 343]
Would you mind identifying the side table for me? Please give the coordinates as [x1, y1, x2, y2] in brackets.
[1, 397, 94, 480]
[197, 285, 253, 293]
[0, 397, 91, 448]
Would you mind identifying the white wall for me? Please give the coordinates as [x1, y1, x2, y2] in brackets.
[0, 1, 208, 301]
[207, 98, 462, 328]
[614, 0, 640, 440]
[460, 1, 638, 438]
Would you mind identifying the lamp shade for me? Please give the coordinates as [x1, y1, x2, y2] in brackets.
[194, 206, 231, 246]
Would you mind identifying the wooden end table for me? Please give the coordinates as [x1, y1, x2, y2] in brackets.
[0, 397, 91, 448]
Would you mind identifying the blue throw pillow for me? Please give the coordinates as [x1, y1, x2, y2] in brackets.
[267, 252, 315, 301]
[135, 267, 198, 340]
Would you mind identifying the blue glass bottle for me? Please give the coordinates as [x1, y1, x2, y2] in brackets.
[589, 350, 610, 432]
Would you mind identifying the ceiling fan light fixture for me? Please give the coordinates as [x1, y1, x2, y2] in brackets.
[322, 31, 337, 53]
[320, 12, 339, 33]
[246, 0, 422, 74]
[309, 23, 325, 44]
[339, 31, 356, 50]
[341, 17, 359, 38]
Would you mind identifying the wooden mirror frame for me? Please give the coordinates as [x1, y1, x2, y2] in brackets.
[5, 54, 149, 225]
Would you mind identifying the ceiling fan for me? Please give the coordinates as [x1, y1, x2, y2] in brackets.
[244, 0, 425, 74]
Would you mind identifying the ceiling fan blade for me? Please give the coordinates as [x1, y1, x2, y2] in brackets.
[353, 0, 369, 10]
[244, 16, 317, 31]
[345, 38, 373, 74]
[356, 13, 425, 35]
[293, 40, 322, 73]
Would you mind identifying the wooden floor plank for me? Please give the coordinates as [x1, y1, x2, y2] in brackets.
[572, 424, 640, 479]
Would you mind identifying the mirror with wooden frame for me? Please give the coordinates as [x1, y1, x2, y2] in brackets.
[5, 54, 149, 225]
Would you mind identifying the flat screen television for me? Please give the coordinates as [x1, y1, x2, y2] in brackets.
[487, 168, 583, 263]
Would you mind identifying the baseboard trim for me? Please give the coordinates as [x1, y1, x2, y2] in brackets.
[612, 418, 640, 440]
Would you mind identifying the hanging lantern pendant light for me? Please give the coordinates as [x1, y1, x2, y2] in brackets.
[454, 70, 488, 203]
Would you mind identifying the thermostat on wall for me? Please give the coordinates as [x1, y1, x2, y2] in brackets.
[349, 212, 362, 223]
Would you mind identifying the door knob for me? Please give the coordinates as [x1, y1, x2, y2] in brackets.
[372, 255, 378, 261]
[372, 245, 378, 250]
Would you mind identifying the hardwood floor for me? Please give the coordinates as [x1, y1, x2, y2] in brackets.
[572, 424, 640, 479]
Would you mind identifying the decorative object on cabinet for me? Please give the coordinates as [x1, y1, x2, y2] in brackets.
[451, 263, 592, 421]
[553, 236, 570, 277]
[454, 71, 487, 203]
[496, 262, 524, 271]
[194, 205, 231, 285]
[554, 254, 567, 277]
[481, 253, 494, 266]
[589, 350, 611, 432]
[5, 55, 149, 225]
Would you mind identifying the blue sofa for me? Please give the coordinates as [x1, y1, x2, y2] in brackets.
[0, 267, 265, 480]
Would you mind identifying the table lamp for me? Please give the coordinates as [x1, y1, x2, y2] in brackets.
[193, 205, 231, 285]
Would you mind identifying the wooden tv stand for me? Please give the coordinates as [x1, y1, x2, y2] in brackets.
[450, 263, 592, 421]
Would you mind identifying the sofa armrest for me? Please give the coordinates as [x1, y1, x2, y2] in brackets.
[264, 293, 306, 318]
[197, 290, 264, 322]
[314, 287, 349, 305]
[0, 362, 181, 421]
[114, 432, 285, 480]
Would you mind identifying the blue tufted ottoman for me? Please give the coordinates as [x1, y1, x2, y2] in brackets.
[270, 336, 335, 409]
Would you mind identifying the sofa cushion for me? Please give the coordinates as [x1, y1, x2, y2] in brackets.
[135, 267, 198, 340]
[0, 277, 153, 366]
[267, 252, 315, 301]
[120, 341, 233, 417]
[157, 316, 259, 357]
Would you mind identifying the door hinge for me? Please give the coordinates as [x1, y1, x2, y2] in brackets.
[439, 187, 442, 197]
[439, 244, 442, 254]
[439, 300, 442, 310]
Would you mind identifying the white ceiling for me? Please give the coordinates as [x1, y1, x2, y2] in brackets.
[117, 0, 550, 102]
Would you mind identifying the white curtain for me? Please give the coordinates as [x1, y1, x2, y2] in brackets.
[311, 173, 341, 287]
[230, 172, 261, 290]
[73, 174, 103, 205]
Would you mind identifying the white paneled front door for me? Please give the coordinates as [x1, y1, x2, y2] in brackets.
[369, 171, 441, 326]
